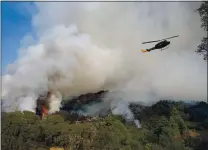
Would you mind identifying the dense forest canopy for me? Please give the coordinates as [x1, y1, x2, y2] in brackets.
[1, 100, 208, 150]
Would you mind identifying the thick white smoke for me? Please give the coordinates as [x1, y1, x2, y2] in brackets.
[2, 2, 207, 115]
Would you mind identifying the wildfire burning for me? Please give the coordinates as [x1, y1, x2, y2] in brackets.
[41, 106, 48, 118]
[36, 90, 53, 119]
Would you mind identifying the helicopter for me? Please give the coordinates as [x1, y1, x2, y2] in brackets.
[141, 35, 179, 53]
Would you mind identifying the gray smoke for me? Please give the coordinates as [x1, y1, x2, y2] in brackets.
[2, 2, 207, 118]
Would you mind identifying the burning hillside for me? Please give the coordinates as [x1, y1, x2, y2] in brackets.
[61, 90, 108, 112]
[35, 90, 62, 119]
[34, 90, 142, 128]
[35, 90, 108, 118]
[36, 91, 51, 119]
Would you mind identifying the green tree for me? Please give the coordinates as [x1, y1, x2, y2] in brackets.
[171, 107, 187, 134]
[169, 116, 180, 136]
[196, 1, 208, 60]
[153, 116, 170, 137]
[92, 115, 133, 150]
[151, 100, 172, 117]
[23, 111, 40, 123]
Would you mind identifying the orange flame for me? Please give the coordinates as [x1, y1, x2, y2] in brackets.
[141, 49, 148, 53]
[42, 106, 48, 118]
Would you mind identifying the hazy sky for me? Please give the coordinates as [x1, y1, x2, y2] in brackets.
[2, 1, 203, 74]
[2, 2, 36, 74]
[2, 2, 207, 113]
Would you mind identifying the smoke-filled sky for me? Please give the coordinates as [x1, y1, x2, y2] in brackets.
[1, 2, 207, 113]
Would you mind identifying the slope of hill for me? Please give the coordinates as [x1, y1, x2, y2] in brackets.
[1, 99, 208, 150]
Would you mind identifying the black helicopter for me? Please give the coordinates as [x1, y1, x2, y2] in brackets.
[141, 35, 179, 53]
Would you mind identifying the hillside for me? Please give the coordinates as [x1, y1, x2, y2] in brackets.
[1, 2, 208, 150]
[2, 100, 208, 150]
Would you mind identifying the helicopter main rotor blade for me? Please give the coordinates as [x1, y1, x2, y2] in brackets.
[142, 40, 161, 44]
[142, 35, 179, 44]
[160, 35, 179, 41]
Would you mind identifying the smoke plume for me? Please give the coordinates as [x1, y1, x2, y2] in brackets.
[2, 2, 207, 118]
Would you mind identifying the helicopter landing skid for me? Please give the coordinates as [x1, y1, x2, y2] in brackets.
[161, 45, 170, 51]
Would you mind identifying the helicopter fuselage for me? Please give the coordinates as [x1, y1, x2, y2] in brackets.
[147, 40, 170, 52]
[154, 40, 170, 49]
